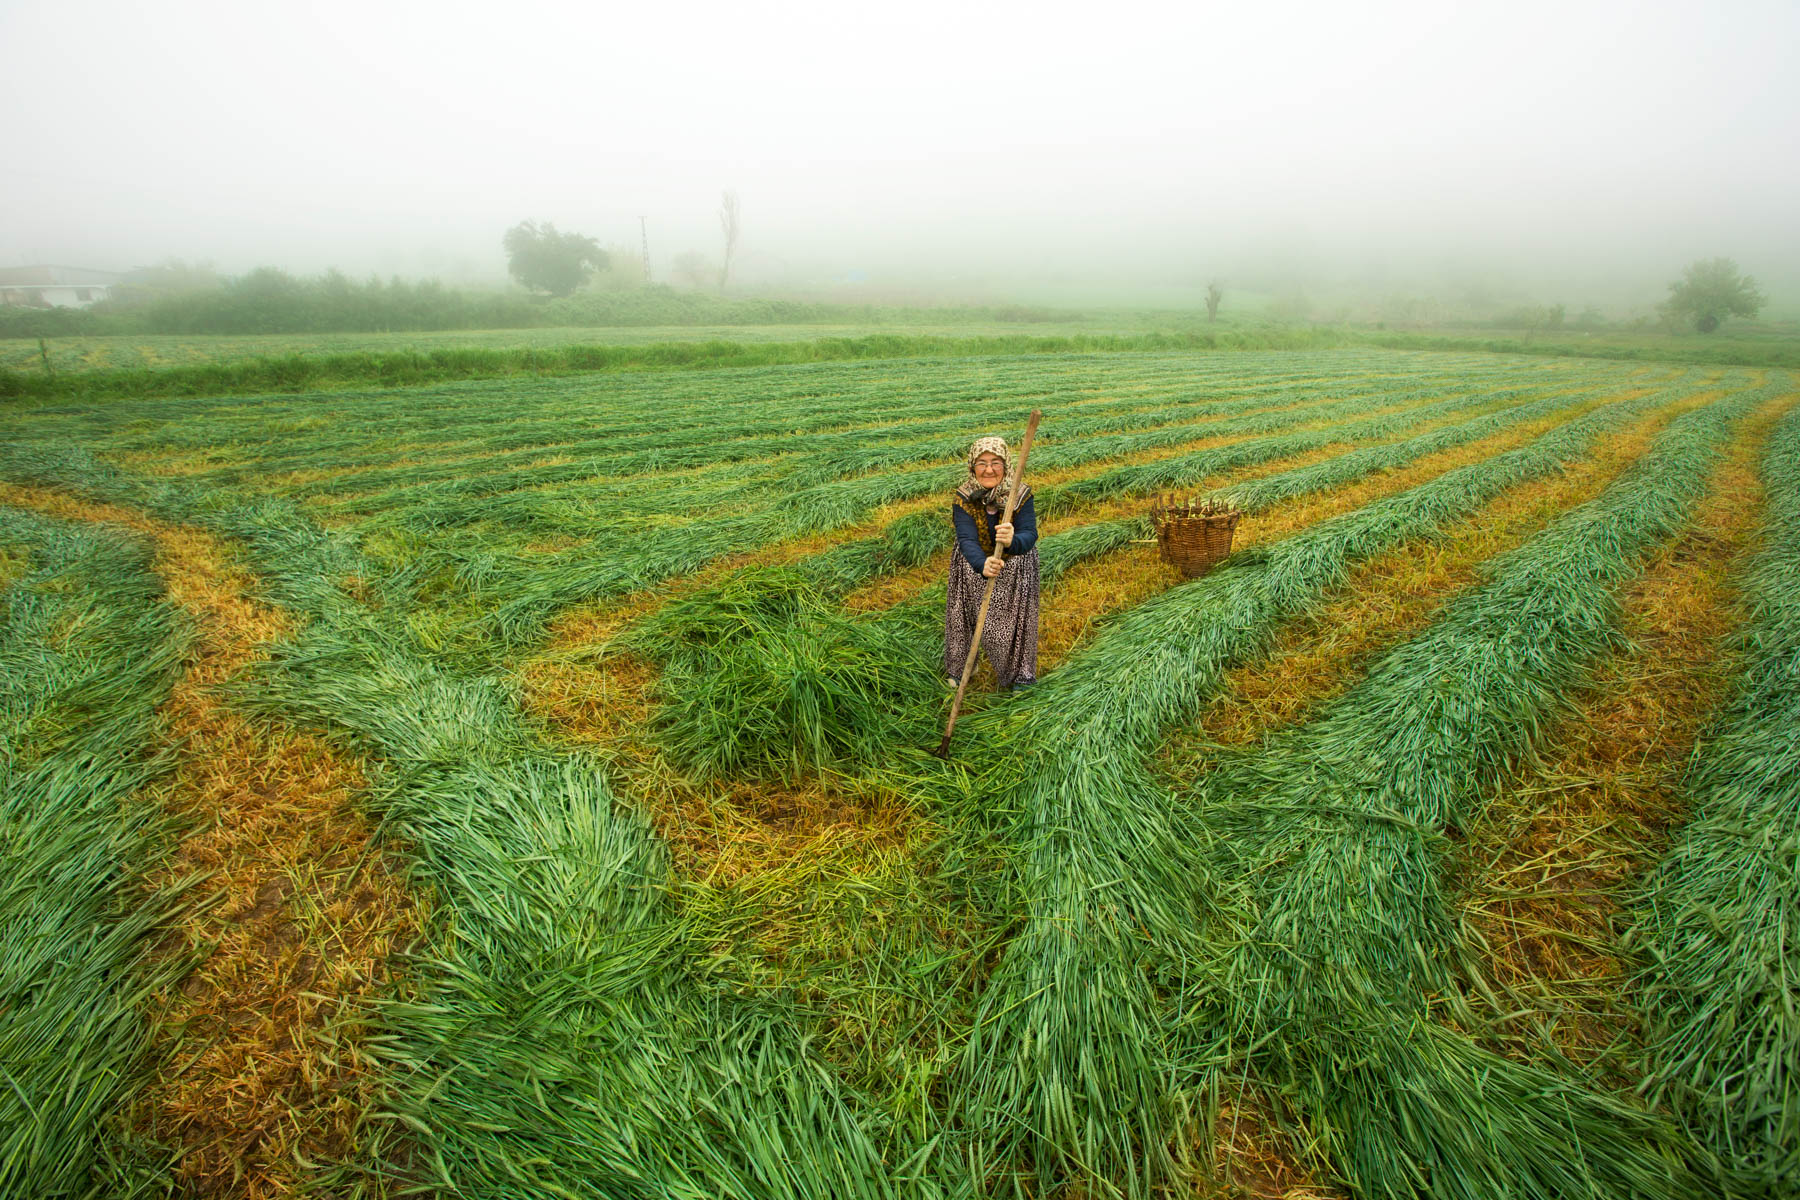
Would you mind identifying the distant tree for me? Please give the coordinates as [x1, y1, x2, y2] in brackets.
[593, 245, 646, 290]
[121, 258, 221, 294]
[1204, 281, 1223, 323]
[1546, 303, 1565, 331]
[718, 191, 741, 290]
[1512, 305, 1551, 340]
[1660, 257, 1766, 333]
[503, 220, 608, 297]
[106, 259, 223, 310]
[672, 251, 714, 288]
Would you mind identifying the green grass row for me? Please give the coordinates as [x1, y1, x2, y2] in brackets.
[338, 371, 1433, 531]
[377, 374, 1529, 552]
[618, 380, 1666, 783]
[0, 508, 193, 1198]
[1632, 400, 1800, 1193]
[317, 365, 1442, 515]
[555, 376, 1714, 1195]
[84, 349, 1470, 480]
[0, 438, 947, 1196]
[0, 353, 1768, 1198]
[1168, 385, 1774, 1199]
[4, 321, 1792, 405]
[0, 355, 1598, 1195]
[464, 375, 1605, 650]
[0, 328, 1368, 402]
[1361, 330, 1800, 370]
[950, 375, 1762, 1195]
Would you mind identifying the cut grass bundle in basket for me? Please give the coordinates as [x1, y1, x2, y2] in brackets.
[1149, 494, 1242, 579]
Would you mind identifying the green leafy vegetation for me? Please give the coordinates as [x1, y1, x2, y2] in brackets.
[1660, 258, 1768, 334]
[1168, 387, 1773, 1198]
[0, 509, 192, 1198]
[0, 327, 1367, 401]
[1634, 402, 1800, 1192]
[0, 347, 1788, 1197]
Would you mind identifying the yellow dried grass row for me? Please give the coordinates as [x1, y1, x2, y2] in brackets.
[0, 483, 427, 1198]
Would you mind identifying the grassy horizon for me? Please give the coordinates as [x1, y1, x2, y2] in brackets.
[5, 319, 1799, 404]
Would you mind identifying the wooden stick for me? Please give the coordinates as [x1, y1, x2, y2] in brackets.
[934, 409, 1041, 758]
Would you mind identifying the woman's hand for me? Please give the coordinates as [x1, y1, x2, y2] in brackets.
[994, 521, 1014, 548]
[982, 555, 1005, 578]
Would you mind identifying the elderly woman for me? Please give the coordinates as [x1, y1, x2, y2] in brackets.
[945, 435, 1040, 691]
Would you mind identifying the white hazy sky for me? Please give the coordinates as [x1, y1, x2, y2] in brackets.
[4, 0, 1797, 299]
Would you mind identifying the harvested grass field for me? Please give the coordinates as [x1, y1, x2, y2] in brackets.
[1, 346, 1793, 1199]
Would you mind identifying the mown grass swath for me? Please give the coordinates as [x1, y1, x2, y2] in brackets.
[0, 351, 1754, 1199]
[4, 358, 1548, 1190]
[1632, 399, 1800, 1194]
[1166, 385, 1775, 1199]
[0, 327, 1395, 402]
[73, 347, 1447, 482]
[624, 378, 1679, 783]
[61, 353, 1595, 650]
[308, 368, 1376, 515]
[0, 507, 193, 1198]
[525, 370, 1576, 618]
[339, 378, 1351, 541]
[459, 372, 1563, 643]
[951, 374, 1768, 1196]
[0, 448, 931, 1197]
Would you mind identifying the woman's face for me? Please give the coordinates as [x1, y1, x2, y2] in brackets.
[973, 452, 1006, 486]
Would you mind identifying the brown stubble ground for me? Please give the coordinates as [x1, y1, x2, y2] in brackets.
[0, 483, 427, 1200]
[1194, 1090, 1347, 1200]
[1453, 389, 1797, 1078]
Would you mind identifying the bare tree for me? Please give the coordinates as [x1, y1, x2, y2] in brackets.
[718, 190, 741, 290]
[1205, 280, 1223, 323]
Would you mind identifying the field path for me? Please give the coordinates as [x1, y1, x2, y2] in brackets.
[0, 484, 425, 1199]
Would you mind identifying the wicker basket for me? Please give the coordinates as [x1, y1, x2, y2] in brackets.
[1150, 496, 1241, 579]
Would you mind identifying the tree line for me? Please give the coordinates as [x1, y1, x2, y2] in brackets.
[0, 267, 1067, 339]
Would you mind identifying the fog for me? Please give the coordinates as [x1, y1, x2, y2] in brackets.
[5, 0, 1798, 314]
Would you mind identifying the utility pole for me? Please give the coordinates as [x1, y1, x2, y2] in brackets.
[638, 216, 651, 283]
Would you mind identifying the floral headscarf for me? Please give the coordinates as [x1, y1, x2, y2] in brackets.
[954, 435, 1031, 508]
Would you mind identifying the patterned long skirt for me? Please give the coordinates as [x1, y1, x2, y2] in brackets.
[944, 546, 1040, 688]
